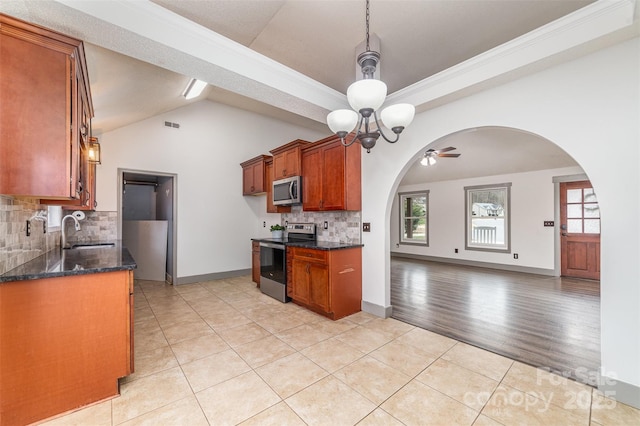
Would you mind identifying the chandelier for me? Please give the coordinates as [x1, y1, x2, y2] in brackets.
[326, 0, 415, 153]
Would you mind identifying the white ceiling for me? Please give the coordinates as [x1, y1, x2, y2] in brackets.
[399, 127, 580, 185]
[3, 0, 633, 183]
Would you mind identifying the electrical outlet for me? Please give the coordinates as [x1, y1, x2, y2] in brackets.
[455, 248, 458, 253]
[43, 221, 47, 233]
[514, 253, 519, 259]
[363, 222, 371, 232]
[323, 221, 328, 230]
[263, 221, 266, 228]
[26, 220, 31, 237]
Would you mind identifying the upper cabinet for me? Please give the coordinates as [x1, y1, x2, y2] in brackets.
[240, 155, 270, 195]
[269, 139, 310, 180]
[301, 135, 361, 211]
[0, 14, 94, 199]
[42, 137, 98, 210]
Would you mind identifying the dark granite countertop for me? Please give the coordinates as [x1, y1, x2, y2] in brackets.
[252, 237, 363, 251]
[0, 242, 137, 283]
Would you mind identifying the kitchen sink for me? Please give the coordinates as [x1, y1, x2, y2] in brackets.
[67, 243, 116, 250]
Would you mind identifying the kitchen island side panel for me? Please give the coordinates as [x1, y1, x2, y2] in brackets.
[0, 270, 131, 426]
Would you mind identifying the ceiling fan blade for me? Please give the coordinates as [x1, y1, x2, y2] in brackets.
[436, 146, 456, 153]
[438, 153, 461, 158]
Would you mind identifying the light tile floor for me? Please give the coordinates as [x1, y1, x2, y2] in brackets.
[41, 276, 640, 425]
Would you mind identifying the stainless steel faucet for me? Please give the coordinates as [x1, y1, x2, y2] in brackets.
[61, 214, 81, 249]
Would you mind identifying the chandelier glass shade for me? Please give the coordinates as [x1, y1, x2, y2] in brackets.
[326, 0, 415, 153]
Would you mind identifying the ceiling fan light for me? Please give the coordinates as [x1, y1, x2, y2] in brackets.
[347, 79, 387, 113]
[421, 154, 437, 166]
[327, 109, 358, 134]
[381, 103, 415, 130]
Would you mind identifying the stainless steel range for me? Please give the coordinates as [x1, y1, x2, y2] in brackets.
[259, 223, 316, 302]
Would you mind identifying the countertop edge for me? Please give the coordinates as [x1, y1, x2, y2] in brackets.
[251, 237, 363, 251]
[0, 244, 137, 283]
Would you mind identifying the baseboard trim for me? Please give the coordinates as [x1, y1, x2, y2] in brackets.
[362, 300, 393, 318]
[598, 376, 640, 409]
[390, 252, 555, 276]
[175, 268, 252, 285]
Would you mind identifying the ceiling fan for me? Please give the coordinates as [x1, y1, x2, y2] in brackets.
[420, 147, 461, 166]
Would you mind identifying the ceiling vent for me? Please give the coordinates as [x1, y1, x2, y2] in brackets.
[164, 121, 180, 129]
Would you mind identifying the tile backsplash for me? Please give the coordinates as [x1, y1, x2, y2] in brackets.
[62, 210, 118, 245]
[0, 195, 119, 275]
[282, 205, 361, 243]
[0, 196, 59, 275]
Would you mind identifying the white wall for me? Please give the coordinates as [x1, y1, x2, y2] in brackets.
[96, 100, 326, 279]
[361, 38, 640, 391]
[391, 166, 583, 270]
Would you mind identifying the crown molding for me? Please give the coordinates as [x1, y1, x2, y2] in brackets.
[387, 0, 637, 110]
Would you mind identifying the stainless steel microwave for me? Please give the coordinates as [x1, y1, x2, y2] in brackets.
[273, 176, 302, 205]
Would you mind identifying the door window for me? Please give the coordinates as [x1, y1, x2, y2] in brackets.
[566, 187, 600, 234]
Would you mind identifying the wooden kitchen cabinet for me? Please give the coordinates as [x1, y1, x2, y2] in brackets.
[240, 155, 270, 195]
[287, 246, 362, 320]
[0, 270, 133, 426]
[301, 135, 361, 211]
[252, 240, 261, 286]
[0, 14, 93, 199]
[269, 139, 310, 179]
[41, 136, 98, 210]
[265, 158, 291, 213]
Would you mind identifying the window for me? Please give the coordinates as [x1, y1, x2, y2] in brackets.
[47, 206, 62, 232]
[399, 191, 429, 245]
[465, 183, 511, 252]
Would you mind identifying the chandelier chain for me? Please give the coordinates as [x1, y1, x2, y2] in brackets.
[365, 0, 370, 51]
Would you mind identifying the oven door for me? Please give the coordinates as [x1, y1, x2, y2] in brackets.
[259, 242, 289, 303]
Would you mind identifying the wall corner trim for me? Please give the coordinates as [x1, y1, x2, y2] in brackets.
[362, 300, 393, 318]
[598, 376, 640, 410]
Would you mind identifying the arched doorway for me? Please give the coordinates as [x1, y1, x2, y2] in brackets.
[386, 126, 601, 382]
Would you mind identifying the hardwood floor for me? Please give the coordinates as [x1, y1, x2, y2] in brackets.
[390, 256, 600, 385]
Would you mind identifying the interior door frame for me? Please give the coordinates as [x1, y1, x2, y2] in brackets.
[117, 168, 178, 284]
[552, 173, 589, 277]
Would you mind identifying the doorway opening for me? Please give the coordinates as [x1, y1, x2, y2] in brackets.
[118, 169, 177, 284]
[389, 126, 601, 384]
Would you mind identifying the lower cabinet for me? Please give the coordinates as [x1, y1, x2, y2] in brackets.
[252, 240, 260, 286]
[0, 270, 133, 426]
[287, 246, 361, 320]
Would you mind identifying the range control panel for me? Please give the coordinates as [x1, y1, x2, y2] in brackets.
[286, 223, 316, 235]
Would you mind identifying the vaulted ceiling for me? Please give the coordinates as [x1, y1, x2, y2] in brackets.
[2, 0, 636, 181]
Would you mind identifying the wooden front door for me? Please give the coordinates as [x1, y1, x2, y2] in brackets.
[560, 181, 601, 280]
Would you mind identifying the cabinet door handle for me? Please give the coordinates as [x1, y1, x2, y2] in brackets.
[282, 169, 286, 176]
